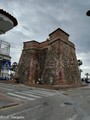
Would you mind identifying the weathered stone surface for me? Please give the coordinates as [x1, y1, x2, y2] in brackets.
[17, 28, 81, 85]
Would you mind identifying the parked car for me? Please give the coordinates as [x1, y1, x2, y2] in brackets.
[85, 78, 90, 83]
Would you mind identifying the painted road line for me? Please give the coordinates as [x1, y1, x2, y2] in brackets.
[23, 91, 47, 97]
[15, 92, 42, 99]
[24, 90, 57, 96]
[7, 93, 35, 101]
[0, 86, 12, 91]
[34, 90, 58, 96]
[66, 114, 77, 120]
[7, 105, 43, 117]
[33, 90, 56, 95]
[23, 90, 51, 97]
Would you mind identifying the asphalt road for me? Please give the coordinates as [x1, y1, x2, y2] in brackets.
[0, 83, 90, 120]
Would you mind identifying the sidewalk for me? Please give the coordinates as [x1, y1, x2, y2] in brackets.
[0, 79, 88, 90]
[0, 93, 19, 109]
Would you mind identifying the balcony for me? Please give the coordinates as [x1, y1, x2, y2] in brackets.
[0, 40, 11, 60]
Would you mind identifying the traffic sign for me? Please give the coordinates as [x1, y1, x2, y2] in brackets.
[2, 60, 11, 70]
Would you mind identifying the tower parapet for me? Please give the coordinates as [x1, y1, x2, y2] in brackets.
[49, 28, 69, 41]
[23, 40, 40, 50]
[49, 28, 75, 49]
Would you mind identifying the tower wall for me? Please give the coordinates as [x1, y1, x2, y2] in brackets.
[17, 28, 81, 85]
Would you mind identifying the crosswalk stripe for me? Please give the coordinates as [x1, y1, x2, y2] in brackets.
[6, 89, 58, 102]
[7, 93, 35, 101]
[15, 92, 42, 99]
[35, 90, 56, 95]
[23, 90, 57, 97]
[23, 91, 50, 97]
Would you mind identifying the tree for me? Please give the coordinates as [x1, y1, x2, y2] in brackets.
[85, 73, 90, 79]
[10, 62, 19, 82]
[80, 69, 83, 73]
[77, 60, 82, 66]
[10, 62, 18, 72]
[77, 60, 83, 79]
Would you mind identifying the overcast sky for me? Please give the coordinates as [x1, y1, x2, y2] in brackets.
[0, 0, 90, 78]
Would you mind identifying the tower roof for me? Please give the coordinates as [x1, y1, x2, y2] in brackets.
[49, 28, 69, 36]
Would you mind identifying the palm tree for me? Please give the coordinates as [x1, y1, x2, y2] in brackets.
[77, 60, 83, 79]
[77, 60, 82, 66]
[85, 73, 90, 79]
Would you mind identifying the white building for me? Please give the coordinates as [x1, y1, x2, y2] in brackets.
[0, 40, 11, 79]
[0, 9, 18, 80]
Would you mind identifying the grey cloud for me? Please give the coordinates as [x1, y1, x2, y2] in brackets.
[0, 0, 90, 75]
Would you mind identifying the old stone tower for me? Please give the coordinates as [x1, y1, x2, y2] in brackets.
[17, 28, 80, 85]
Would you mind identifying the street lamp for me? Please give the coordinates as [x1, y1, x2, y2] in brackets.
[86, 10, 90, 16]
[0, 9, 18, 34]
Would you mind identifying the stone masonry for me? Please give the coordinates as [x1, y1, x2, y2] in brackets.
[17, 28, 81, 85]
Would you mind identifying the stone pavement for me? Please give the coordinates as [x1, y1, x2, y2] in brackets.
[0, 93, 19, 109]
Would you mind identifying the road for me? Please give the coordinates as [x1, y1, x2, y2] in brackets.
[0, 83, 90, 120]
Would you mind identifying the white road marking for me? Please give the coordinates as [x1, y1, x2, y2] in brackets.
[7, 93, 35, 101]
[23, 90, 57, 97]
[33, 90, 56, 95]
[15, 91, 42, 98]
[6, 89, 57, 102]
[66, 114, 77, 120]
[7, 105, 42, 116]
[0, 86, 12, 91]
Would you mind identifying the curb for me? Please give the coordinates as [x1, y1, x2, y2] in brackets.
[0, 103, 19, 109]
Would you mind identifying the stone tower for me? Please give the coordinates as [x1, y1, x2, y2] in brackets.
[17, 28, 80, 85]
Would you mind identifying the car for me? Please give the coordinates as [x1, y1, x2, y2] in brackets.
[85, 78, 90, 83]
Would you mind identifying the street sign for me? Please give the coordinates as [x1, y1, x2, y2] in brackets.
[2, 60, 11, 70]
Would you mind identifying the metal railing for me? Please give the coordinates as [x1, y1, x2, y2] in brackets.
[0, 40, 10, 56]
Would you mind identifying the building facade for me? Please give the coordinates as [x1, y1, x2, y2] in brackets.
[0, 40, 11, 79]
[17, 28, 81, 85]
[0, 9, 18, 80]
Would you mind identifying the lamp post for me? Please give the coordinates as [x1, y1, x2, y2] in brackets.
[0, 9, 18, 34]
[86, 10, 90, 16]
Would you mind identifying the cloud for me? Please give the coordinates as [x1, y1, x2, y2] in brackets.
[77, 52, 90, 77]
[0, 0, 90, 75]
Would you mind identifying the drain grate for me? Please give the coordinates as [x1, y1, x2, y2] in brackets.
[63, 93, 68, 95]
[43, 102, 48, 106]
